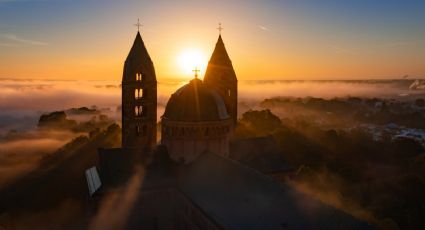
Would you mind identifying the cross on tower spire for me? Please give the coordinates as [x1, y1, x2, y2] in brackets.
[217, 23, 223, 35]
[134, 18, 142, 31]
[192, 67, 200, 79]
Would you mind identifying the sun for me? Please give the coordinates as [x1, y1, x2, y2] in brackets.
[177, 48, 208, 77]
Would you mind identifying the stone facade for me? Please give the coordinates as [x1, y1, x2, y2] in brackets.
[161, 78, 233, 164]
[161, 118, 232, 163]
[204, 35, 238, 126]
[122, 32, 157, 152]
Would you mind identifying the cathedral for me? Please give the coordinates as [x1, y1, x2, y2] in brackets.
[120, 28, 237, 163]
[89, 26, 375, 230]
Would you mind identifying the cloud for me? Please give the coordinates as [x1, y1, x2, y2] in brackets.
[0, 33, 48, 46]
[238, 80, 418, 101]
[0, 80, 121, 111]
[0, 78, 421, 136]
[0, 79, 176, 133]
[259, 25, 270, 31]
[0, 78, 419, 115]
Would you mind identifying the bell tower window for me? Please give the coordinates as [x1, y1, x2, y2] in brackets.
[136, 73, 143, 82]
[134, 88, 146, 99]
[134, 106, 147, 117]
[135, 106, 139, 117]
[135, 89, 140, 99]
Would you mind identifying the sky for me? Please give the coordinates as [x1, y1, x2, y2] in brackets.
[0, 0, 425, 81]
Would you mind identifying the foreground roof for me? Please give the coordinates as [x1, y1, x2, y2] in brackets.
[97, 146, 375, 230]
[178, 153, 374, 230]
[229, 136, 293, 173]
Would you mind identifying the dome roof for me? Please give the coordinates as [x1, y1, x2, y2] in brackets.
[163, 78, 229, 122]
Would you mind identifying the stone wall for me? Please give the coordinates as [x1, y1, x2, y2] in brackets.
[161, 119, 232, 163]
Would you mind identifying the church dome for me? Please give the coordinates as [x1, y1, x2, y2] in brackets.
[163, 78, 229, 122]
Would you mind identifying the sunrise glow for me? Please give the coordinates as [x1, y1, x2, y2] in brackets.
[1, 1, 425, 229]
[176, 48, 208, 77]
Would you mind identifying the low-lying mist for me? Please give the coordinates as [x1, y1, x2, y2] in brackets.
[1, 78, 422, 185]
[1, 78, 424, 229]
[0, 132, 72, 188]
[0, 78, 421, 132]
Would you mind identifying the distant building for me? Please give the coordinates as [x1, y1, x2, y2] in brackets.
[90, 27, 375, 230]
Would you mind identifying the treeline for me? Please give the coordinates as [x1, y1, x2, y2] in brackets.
[236, 109, 425, 230]
[260, 97, 425, 129]
[38, 107, 114, 133]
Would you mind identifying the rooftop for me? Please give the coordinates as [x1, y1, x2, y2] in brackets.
[177, 152, 374, 230]
[163, 78, 229, 122]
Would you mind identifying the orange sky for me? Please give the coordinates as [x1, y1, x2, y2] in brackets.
[1, 1, 424, 81]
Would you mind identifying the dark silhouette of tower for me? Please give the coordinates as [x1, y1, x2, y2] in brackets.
[122, 31, 157, 152]
[204, 34, 238, 126]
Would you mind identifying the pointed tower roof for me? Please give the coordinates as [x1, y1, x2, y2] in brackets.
[204, 34, 237, 84]
[125, 31, 153, 64]
[123, 31, 156, 82]
[208, 35, 233, 66]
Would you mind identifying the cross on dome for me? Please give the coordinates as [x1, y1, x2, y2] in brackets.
[192, 67, 201, 79]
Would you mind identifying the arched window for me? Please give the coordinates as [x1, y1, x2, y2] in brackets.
[135, 106, 144, 117]
[136, 73, 143, 81]
[135, 89, 141, 99]
[228, 89, 231, 97]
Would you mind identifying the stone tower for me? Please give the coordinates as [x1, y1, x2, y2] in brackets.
[122, 31, 157, 152]
[204, 35, 238, 126]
